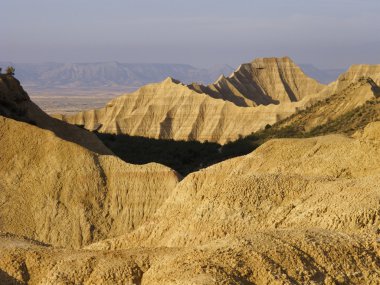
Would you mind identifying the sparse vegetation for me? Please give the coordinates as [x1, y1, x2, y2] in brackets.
[5, 66, 15, 75]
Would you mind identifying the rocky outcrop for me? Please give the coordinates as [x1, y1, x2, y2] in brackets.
[189, 57, 325, 107]
[273, 77, 380, 132]
[318, 64, 380, 97]
[2, 122, 378, 284]
[1, 66, 380, 284]
[0, 77, 180, 248]
[0, 115, 180, 248]
[0, 74, 111, 154]
[57, 57, 329, 143]
[57, 77, 319, 143]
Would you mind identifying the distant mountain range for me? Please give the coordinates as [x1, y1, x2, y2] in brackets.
[0, 62, 234, 88]
[0, 61, 343, 89]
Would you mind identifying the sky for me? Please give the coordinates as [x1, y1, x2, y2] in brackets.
[1, 0, 380, 69]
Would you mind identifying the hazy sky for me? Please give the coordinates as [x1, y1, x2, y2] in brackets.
[2, 0, 380, 68]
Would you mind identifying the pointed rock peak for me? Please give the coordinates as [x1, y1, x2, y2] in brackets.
[162, 77, 181, 85]
[214, 74, 227, 84]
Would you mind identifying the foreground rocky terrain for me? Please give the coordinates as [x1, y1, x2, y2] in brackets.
[1, 61, 380, 284]
[0, 74, 180, 249]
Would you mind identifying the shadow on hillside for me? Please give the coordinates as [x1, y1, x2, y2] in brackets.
[0, 269, 24, 285]
[95, 133, 258, 176]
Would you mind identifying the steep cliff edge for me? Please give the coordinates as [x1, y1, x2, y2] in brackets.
[0, 74, 111, 154]
[189, 57, 325, 107]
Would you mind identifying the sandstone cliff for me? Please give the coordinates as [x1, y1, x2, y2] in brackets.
[318, 64, 380, 98]
[56, 60, 380, 144]
[57, 57, 328, 143]
[189, 57, 325, 107]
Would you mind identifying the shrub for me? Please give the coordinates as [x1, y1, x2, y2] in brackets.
[6, 66, 15, 75]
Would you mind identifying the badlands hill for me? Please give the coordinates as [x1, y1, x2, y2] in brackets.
[1, 120, 380, 283]
[0, 74, 180, 248]
[188, 57, 325, 106]
[57, 57, 327, 143]
[83, 123, 380, 284]
[1, 67, 380, 284]
[247, 77, 380, 142]
[58, 59, 380, 144]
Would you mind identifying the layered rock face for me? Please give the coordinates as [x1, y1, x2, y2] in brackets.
[319, 64, 380, 97]
[274, 77, 380, 131]
[189, 57, 325, 106]
[57, 57, 328, 143]
[57, 77, 312, 143]
[31, 122, 378, 284]
[1, 69, 380, 284]
[0, 76, 180, 248]
[56, 59, 380, 144]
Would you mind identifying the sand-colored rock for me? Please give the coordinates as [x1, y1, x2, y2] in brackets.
[57, 77, 312, 143]
[0, 74, 111, 154]
[189, 57, 325, 107]
[273, 77, 380, 131]
[2, 67, 380, 284]
[317, 64, 380, 99]
[1, 124, 380, 283]
[0, 115, 179, 248]
[57, 58, 328, 143]
[90, 122, 380, 251]
[0, 77, 181, 248]
[0, 230, 378, 285]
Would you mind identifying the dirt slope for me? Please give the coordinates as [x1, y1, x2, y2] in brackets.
[1, 123, 380, 283]
[0, 230, 378, 285]
[0, 76, 180, 248]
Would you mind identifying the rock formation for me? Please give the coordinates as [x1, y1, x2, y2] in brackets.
[1, 67, 380, 284]
[56, 59, 380, 144]
[272, 77, 380, 132]
[56, 57, 328, 143]
[0, 75, 180, 248]
[0, 230, 378, 284]
[1, 122, 380, 284]
[189, 57, 325, 106]
[0, 74, 111, 154]
[318, 64, 380, 97]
